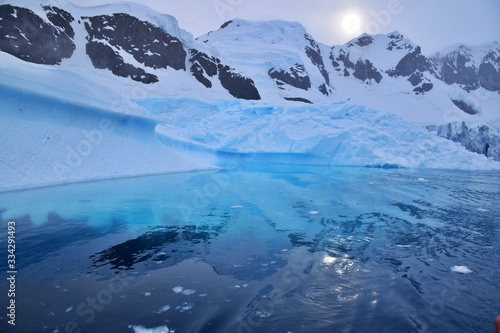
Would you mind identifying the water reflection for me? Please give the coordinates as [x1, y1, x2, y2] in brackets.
[0, 166, 498, 333]
[90, 225, 216, 270]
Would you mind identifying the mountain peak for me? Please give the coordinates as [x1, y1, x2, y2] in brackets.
[387, 31, 404, 39]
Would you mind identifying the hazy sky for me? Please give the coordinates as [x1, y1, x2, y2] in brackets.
[74, 0, 499, 54]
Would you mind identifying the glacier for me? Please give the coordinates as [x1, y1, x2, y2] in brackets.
[138, 97, 499, 170]
[1, 78, 498, 193]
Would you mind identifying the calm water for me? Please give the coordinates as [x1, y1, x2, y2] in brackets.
[0, 163, 499, 333]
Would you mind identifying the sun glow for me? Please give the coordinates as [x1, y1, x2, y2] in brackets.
[341, 12, 363, 36]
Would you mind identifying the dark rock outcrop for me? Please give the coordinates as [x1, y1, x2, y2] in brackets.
[478, 50, 500, 92]
[451, 99, 479, 115]
[284, 97, 312, 104]
[432, 43, 500, 93]
[189, 49, 218, 88]
[388, 46, 433, 77]
[218, 64, 261, 100]
[83, 13, 186, 71]
[0, 4, 75, 64]
[407, 71, 433, 94]
[355, 35, 373, 47]
[86, 41, 158, 83]
[304, 33, 330, 93]
[353, 59, 382, 83]
[439, 46, 479, 91]
[268, 64, 311, 90]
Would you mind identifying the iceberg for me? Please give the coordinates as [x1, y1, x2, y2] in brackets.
[0, 84, 215, 192]
[450, 265, 473, 274]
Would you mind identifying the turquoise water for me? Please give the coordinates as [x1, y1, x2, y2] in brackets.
[0, 164, 499, 332]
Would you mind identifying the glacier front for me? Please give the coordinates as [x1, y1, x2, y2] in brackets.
[138, 98, 499, 170]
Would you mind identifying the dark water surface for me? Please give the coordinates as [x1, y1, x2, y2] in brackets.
[0, 165, 499, 333]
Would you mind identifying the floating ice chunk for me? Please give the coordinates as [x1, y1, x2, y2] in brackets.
[255, 311, 273, 318]
[177, 302, 194, 312]
[308, 210, 320, 215]
[418, 178, 429, 183]
[451, 265, 473, 274]
[181, 289, 196, 295]
[65, 306, 73, 313]
[172, 286, 183, 293]
[144, 292, 151, 296]
[154, 305, 171, 314]
[128, 324, 171, 333]
[231, 205, 244, 209]
[477, 208, 489, 212]
[242, 284, 249, 288]
[198, 293, 208, 297]
[396, 244, 411, 248]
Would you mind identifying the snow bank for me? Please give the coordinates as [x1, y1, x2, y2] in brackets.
[137, 98, 500, 170]
[0, 85, 215, 192]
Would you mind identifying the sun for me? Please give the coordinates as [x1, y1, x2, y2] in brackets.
[341, 12, 362, 36]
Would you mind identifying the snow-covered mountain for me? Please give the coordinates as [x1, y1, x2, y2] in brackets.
[1, 1, 499, 191]
[1, 2, 499, 111]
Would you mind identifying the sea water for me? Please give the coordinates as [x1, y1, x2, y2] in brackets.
[0, 164, 498, 333]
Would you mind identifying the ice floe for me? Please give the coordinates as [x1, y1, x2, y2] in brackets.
[451, 265, 473, 274]
[129, 325, 172, 333]
[154, 305, 171, 314]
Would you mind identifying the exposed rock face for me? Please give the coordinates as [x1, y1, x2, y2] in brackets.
[82, 13, 188, 83]
[353, 59, 382, 83]
[389, 46, 433, 77]
[330, 32, 436, 93]
[432, 122, 500, 161]
[355, 35, 373, 47]
[451, 99, 479, 115]
[478, 49, 500, 92]
[387, 46, 434, 93]
[0, 4, 75, 64]
[304, 34, 330, 94]
[268, 64, 311, 90]
[83, 13, 186, 71]
[284, 97, 312, 104]
[85, 41, 159, 83]
[218, 64, 261, 100]
[189, 49, 218, 88]
[432, 43, 500, 93]
[439, 46, 478, 91]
